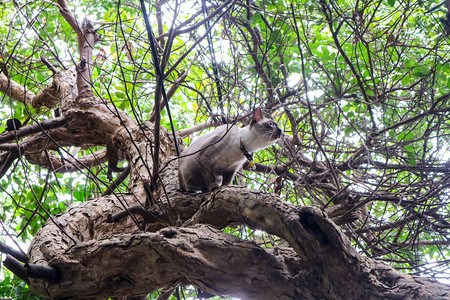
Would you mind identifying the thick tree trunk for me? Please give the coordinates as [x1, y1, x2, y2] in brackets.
[26, 158, 450, 299]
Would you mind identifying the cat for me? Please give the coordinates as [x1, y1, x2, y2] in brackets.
[178, 108, 282, 192]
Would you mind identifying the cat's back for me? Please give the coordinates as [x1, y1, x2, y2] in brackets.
[181, 124, 239, 156]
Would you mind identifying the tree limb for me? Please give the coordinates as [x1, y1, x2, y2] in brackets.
[26, 178, 450, 299]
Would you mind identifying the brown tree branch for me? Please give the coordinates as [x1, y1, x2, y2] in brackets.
[149, 69, 190, 122]
[0, 241, 28, 263]
[0, 68, 76, 108]
[56, 0, 82, 38]
[3, 255, 30, 285]
[25, 148, 108, 173]
[26, 180, 450, 299]
[0, 71, 34, 104]
[0, 117, 67, 144]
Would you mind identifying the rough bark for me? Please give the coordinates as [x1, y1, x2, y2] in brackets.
[0, 67, 76, 108]
[26, 158, 450, 299]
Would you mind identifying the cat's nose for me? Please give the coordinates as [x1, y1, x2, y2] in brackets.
[276, 128, 282, 137]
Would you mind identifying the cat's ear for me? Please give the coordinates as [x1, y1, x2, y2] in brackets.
[252, 108, 263, 123]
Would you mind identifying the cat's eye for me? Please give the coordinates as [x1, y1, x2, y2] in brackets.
[268, 121, 275, 127]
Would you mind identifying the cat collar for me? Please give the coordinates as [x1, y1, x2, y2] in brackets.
[239, 138, 256, 170]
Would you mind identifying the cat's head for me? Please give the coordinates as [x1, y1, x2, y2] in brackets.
[249, 108, 282, 144]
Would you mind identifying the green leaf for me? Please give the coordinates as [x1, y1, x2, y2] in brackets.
[250, 12, 263, 26]
[401, 75, 411, 86]
[406, 151, 417, 166]
[412, 65, 430, 77]
[389, 130, 395, 138]
[404, 58, 416, 68]
[398, 132, 414, 142]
